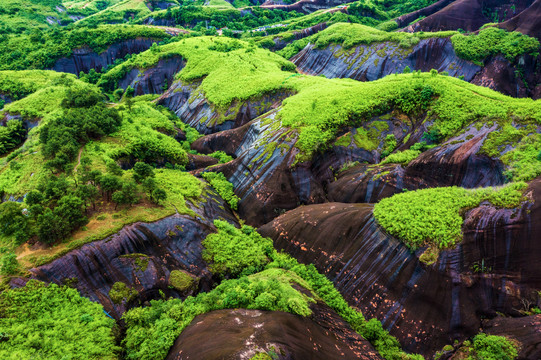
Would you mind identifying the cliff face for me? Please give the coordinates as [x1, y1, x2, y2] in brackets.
[27, 194, 238, 319]
[404, 0, 535, 33]
[158, 81, 292, 135]
[119, 57, 186, 95]
[166, 304, 383, 360]
[52, 38, 159, 74]
[292, 39, 541, 98]
[293, 39, 481, 81]
[258, 186, 541, 356]
[260, 0, 351, 13]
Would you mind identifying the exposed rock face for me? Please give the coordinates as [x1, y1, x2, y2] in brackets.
[158, 81, 291, 134]
[293, 39, 481, 81]
[258, 191, 541, 356]
[27, 195, 238, 319]
[395, 0, 456, 28]
[260, 0, 350, 13]
[498, 0, 541, 39]
[482, 315, 541, 359]
[119, 57, 186, 95]
[272, 23, 328, 51]
[404, 0, 534, 33]
[52, 38, 160, 74]
[166, 304, 383, 360]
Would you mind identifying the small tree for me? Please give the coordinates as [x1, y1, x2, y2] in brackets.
[112, 181, 139, 209]
[150, 188, 167, 204]
[99, 175, 122, 201]
[403, 66, 412, 74]
[132, 162, 155, 183]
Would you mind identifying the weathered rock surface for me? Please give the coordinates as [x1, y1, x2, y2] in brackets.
[499, 0, 541, 39]
[119, 57, 186, 95]
[166, 304, 383, 360]
[27, 194, 237, 318]
[482, 315, 541, 359]
[258, 190, 540, 356]
[292, 38, 481, 81]
[405, 0, 534, 33]
[52, 38, 160, 74]
[158, 81, 291, 134]
[260, 0, 351, 13]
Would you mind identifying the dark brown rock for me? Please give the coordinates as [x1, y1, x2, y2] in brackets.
[26, 193, 238, 319]
[482, 315, 541, 359]
[166, 303, 383, 360]
[52, 38, 160, 74]
[258, 193, 540, 356]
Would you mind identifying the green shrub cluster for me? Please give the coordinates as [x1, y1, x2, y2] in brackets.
[122, 222, 423, 360]
[203, 220, 274, 277]
[0, 25, 169, 70]
[380, 149, 421, 165]
[0, 280, 118, 359]
[122, 268, 315, 360]
[451, 27, 540, 65]
[310, 23, 456, 50]
[201, 171, 240, 210]
[373, 183, 528, 250]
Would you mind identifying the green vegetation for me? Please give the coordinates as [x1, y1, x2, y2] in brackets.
[201, 172, 240, 210]
[501, 134, 541, 182]
[373, 183, 528, 250]
[203, 220, 274, 277]
[0, 280, 118, 359]
[123, 221, 422, 360]
[380, 149, 421, 165]
[123, 268, 316, 360]
[450, 334, 519, 360]
[169, 270, 197, 292]
[109, 281, 139, 304]
[310, 23, 456, 50]
[451, 27, 540, 65]
[0, 25, 168, 70]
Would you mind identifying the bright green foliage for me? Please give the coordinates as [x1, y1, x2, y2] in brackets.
[502, 134, 541, 181]
[312, 23, 455, 50]
[451, 27, 540, 64]
[373, 183, 528, 249]
[468, 334, 518, 360]
[0, 25, 169, 70]
[203, 220, 274, 277]
[76, 0, 155, 25]
[380, 149, 421, 165]
[100, 36, 296, 107]
[123, 222, 422, 360]
[169, 270, 197, 292]
[0, 280, 118, 359]
[208, 151, 233, 163]
[201, 172, 240, 210]
[109, 281, 138, 304]
[122, 268, 315, 360]
[0, 0, 71, 33]
[278, 73, 541, 162]
[0, 252, 19, 275]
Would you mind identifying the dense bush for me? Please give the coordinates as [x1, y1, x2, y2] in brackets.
[203, 220, 274, 277]
[0, 120, 26, 155]
[122, 269, 314, 360]
[201, 171, 240, 210]
[373, 183, 528, 249]
[123, 221, 422, 360]
[451, 27, 540, 64]
[0, 25, 169, 70]
[0, 280, 118, 359]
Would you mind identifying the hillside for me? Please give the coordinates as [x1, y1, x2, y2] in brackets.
[0, 1, 540, 360]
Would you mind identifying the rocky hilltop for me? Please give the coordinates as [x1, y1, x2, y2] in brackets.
[0, 1, 539, 359]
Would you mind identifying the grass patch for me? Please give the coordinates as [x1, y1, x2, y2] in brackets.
[373, 183, 528, 250]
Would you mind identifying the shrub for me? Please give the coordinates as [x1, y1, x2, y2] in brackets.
[201, 172, 240, 210]
[0, 280, 118, 359]
[373, 183, 528, 250]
